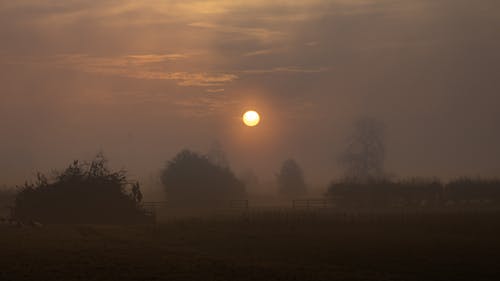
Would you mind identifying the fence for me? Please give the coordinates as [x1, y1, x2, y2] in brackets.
[141, 200, 250, 220]
[141, 198, 500, 224]
[292, 199, 335, 209]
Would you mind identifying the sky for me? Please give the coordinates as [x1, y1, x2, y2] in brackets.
[1, 0, 500, 187]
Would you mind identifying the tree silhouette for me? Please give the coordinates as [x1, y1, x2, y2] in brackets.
[326, 178, 443, 208]
[207, 140, 229, 168]
[239, 169, 260, 190]
[277, 159, 307, 198]
[160, 150, 245, 205]
[339, 117, 386, 183]
[0, 187, 15, 211]
[14, 153, 150, 224]
[131, 182, 143, 203]
[446, 177, 500, 204]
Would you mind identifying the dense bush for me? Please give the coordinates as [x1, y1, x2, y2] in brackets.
[445, 177, 500, 203]
[161, 149, 245, 205]
[326, 178, 443, 208]
[327, 177, 500, 208]
[0, 187, 15, 206]
[0, 187, 16, 217]
[14, 154, 151, 224]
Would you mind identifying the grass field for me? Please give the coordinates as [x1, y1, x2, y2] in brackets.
[2, 211, 500, 281]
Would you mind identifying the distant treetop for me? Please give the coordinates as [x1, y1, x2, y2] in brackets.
[277, 158, 307, 198]
[161, 149, 245, 204]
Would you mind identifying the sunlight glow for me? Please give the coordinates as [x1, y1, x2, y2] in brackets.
[243, 110, 260, 127]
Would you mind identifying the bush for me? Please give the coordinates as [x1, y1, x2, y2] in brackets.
[14, 154, 151, 224]
[326, 178, 443, 208]
[445, 177, 500, 204]
[0, 187, 16, 207]
[160, 149, 245, 206]
[0, 187, 16, 217]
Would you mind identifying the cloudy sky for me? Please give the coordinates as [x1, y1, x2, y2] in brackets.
[1, 0, 499, 186]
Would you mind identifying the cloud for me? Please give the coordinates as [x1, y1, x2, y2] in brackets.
[53, 53, 186, 67]
[173, 94, 238, 117]
[241, 66, 329, 74]
[172, 73, 237, 87]
[206, 88, 225, 93]
[243, 49, 276, 57]
[46, 54, 238, 87]
[125, 54, 188, 63]
[2, 0, 500, 185]
[188, 22, 285, 43]
[305, 41, 319, 47]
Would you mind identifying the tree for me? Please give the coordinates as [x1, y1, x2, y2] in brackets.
[339, 117, 386, 183]
[277, 159, 307, 198]
[160, 150, 245, 205]
[207, 140, 229, 168]
[14, 153, 150, 224]
[131, 182, 143, 203]
[239, 169, 260, 190]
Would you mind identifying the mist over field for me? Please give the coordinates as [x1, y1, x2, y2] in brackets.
[2, 1, 500, 280]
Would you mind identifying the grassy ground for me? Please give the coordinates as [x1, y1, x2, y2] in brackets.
[1, 211, 500, 281]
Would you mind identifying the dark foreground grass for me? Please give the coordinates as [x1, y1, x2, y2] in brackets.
[1, 212, 500, 281]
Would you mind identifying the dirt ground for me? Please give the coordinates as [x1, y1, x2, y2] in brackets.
[1, 212, 500, 281]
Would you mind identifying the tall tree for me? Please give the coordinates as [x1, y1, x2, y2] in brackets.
[339, 117, 386, 183]
[277, 159, 307, 198]
[207, 140, 229, 168]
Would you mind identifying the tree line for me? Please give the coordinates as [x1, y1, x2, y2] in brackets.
[1, 117, 500, 224]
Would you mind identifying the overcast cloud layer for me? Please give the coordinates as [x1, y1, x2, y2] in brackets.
[1, 0, 500, 186]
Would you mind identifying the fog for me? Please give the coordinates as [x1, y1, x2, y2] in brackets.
[1, 0, 500, 188]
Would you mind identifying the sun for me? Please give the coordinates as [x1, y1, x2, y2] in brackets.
[242, 110, 260, 127]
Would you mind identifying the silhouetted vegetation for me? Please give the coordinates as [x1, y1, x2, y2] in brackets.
[445, 177, 500, 204]
[239, 169, 260, 190]
[277, 159, 307, 198]
[207, 140, 230, 168]
[339, 117, 386, 183]
[0, 187, 15, 207]
[327, 177, 500, 208]
[327, 178, 442, 208]
[160, 150, 245, 206]
[0, 187, 16, 218]
[13, 154, 151, 224]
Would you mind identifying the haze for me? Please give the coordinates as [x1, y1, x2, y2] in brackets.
[1, 0, 499, 186]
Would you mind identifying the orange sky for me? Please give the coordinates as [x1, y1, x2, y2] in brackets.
[1, 0, 500, 186]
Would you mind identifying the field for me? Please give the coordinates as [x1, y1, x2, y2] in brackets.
[2, 211, 500, 281]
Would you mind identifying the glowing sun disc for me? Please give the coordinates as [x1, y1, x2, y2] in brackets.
[243, 110, 260, 127]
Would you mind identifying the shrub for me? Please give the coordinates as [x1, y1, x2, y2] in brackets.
[326, 178, 443, 208]
[14, 154, 151, 224]
[445, 177, 500, 203]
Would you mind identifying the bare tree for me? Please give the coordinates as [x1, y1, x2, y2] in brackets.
[339, 117, 386, 183]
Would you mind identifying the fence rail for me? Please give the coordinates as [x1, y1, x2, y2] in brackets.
[141, 200, 250, 218]
[138, 199, 500, 224]
[292, 199, 335, 209]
